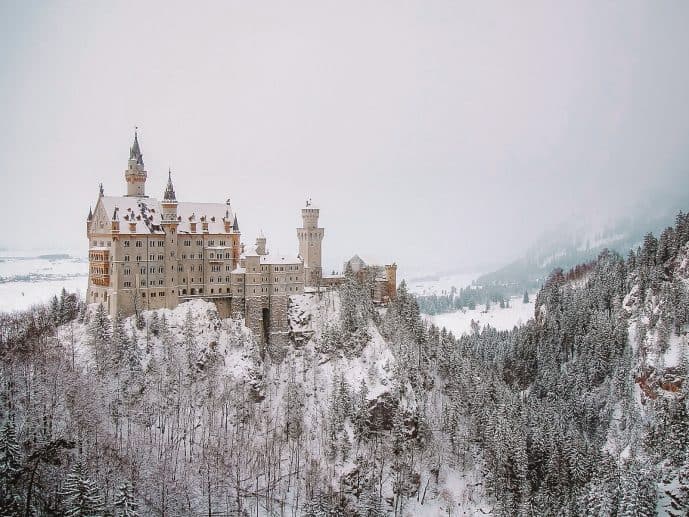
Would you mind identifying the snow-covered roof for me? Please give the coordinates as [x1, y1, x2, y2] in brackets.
[177, 202, 232, 234]
[231, 267, 246, 274]
[96, 196, 235, 236]
[100, 196, 165, 235]
[260, 254, 301, 265]
[344, 254, 388, 273]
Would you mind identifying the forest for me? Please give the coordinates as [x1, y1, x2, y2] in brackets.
[3, 213, 689, 515]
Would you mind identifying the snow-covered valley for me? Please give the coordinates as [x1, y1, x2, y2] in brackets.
[0, 251, 87, 312]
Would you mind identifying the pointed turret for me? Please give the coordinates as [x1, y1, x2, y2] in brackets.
[87, 206, 93, 221]
[99, 183, 104, 197]
[161, 169, 179, 223]
[125, 129, 148, 197]
[163, 169, 177, 201]
[129, 130, 144, 167]
[232, 214, 239, 232]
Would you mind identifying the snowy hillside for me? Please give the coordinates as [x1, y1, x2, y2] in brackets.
[5, 215, 689, 515]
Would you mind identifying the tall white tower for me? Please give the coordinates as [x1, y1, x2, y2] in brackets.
[298, 201, 324, 287]
[124, 130, 147, 197]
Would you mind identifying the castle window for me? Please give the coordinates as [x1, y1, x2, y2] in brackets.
[182, 254, 187, 259]
[210, 253, 214, 259]
[151, 292, 156, 298]
[182, 289, 187, 295]
[158, 267, 163, 273]
[199, 288, 203, 294]
[209, 240, 215, 246]
[124, 241, 130, 247]
[211, 288, 214, 293]
[142, 292, 146, 297]
[140, 280, 145, 287]
[196, 240, 202, 246]
[158, 255, 164, 260]
[184, 240, 191, 246]
[149, 267, 154, 273]
[136, 255, 141, 261]
[124, 268, 131, 275]
[158, 241, 164, 247]
[159, 280, 163, 285]
[140, 267, 145, 274]
[124, 255, 130, 262]
[160, 291, 165, 297]
[124, 281, 131, 287]
[210, 278, 214, 282]
[135, 241, 142, 247]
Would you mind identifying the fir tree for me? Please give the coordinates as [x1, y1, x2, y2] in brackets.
[114, 481, 140, 517]
[87, 303, 112, 372]
[0, 418, 23, 514]
[60, 462, 104, 517]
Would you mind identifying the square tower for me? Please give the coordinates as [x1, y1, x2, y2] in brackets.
[297, 202, 324, 287]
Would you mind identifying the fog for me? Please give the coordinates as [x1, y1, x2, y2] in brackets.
[2, 1, 689, 276]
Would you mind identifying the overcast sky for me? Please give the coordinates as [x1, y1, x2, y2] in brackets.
[2, 1, 689, 275]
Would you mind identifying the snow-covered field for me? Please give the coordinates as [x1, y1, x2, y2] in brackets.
[407, 270, 482, 296]
[0, 251, 87, 312]
[427, 295, 536, 336]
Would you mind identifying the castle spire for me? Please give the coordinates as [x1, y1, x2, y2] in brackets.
[163, 168, 177, 201]
[125, 129, 148, 197]
[99, 183, 104, 197]
[232, 214, 239, 232]
[87, 206, 93, 221]
[129, 129, 144, 166]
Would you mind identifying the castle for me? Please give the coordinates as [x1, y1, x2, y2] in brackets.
[87, 132, 396, 344]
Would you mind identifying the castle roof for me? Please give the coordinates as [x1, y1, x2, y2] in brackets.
[260, 254, 301, 265]
[129, 131, 144, 166]
[163, 169, 176, 201]
[97, 196, 235, 235]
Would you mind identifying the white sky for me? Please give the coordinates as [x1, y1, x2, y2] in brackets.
[2, 1, 689, 274]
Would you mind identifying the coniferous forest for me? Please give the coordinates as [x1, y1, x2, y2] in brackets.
[4, 214, 689, 515]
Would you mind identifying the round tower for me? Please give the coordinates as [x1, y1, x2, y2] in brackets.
[125, 130, 148, 197]
[297, 200, 324, 287]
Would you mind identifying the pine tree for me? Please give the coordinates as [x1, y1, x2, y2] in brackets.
[60, 462, 104, 517]
[114, 481, 140, 517]
[111, 312, 129, 371]
[0, 418, 23, 514]
[183, 309, 198, 372]
[87, 303, 112, 372]
[523, 290, 530, 304]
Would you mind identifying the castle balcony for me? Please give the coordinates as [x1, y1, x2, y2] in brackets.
[89, 250, 111, 286]
[89, 249, 110, 262]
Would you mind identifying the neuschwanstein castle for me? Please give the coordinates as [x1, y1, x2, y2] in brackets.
[87, 132, 397, 344]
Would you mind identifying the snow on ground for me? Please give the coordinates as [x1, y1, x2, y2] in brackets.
[0, 277, 88, 312]
[407, 271, 483, 296]
[0, 251, 88, 312]
[427, 294, 536, 336]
